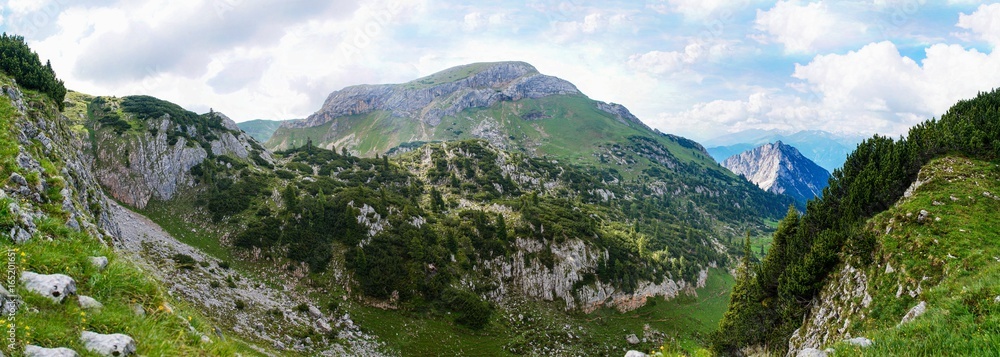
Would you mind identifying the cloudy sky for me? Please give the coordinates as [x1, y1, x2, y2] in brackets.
[2, 0, 999, 141]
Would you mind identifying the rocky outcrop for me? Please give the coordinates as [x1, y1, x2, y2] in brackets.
[482, 238, 703, 312]
[92, 116, 261, 209]
[723, 141, 831, 204]
[287, 62, 579, 129]
[787, 264, 872, 355]
[2, 84, 121, 243]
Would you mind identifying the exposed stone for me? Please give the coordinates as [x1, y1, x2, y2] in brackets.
[917, 209, 930, 222]
[624, 351, 647, 357]
[81, 331, 137, 357]
[844, 337, 873, 348]
[796, 348, 828, 357]
[307, 305, 324, 319]
[90, 256, 109, 271]
[0, 284, 18, 314]
[932, 200, 944, 206]
[625, 334, 640, 345]
[21, 272, 76, 302]
[722, 141, 831, 204]
[131, 303, 146, 317]
[9, 172, 28, 187]
[78, 295, 104, 310]
[899, 301, 927, 325]
[24, 345, 79, 357]
[885, 263, 895, 274]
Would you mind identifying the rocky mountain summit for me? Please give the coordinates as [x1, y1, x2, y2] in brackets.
[722, 141, 831, 204]
[285, 61, 578, 129]
[264, 61, 668, 160]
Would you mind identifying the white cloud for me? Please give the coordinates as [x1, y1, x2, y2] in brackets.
[627, 41, 733, 76]
[656, 40, 1000, 139]
[550, 12, 631, 42]
[957, 3, 1000, 46]
[753, 1, 866, 53]
[649, 0, 730, 19]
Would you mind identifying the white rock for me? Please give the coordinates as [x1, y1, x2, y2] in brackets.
[24, 345, 79, 357]
[625, 333, 640, 345]
[78, 295, 104, 310]
[90, 256, 109, 271]
[917, 210, 930, 223]
[885, 263, 895, 274]
[796, 348, 828, 357]
[21, 272, 76, 302]
[131, 303, 145, 316]
[81, 331, 137, 356]
[899, 301, 927, 325]
[307, 305, 323, 319]
[624, 351, 647, 357]
[844, 337, 873, 348]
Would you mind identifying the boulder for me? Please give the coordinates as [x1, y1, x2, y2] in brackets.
[24, 345, 79, 357]
[81, 331, 136, 356]
[9, 172, 27, 187]
[796, 348, 828, 357]
[78, 295, 104, 310]
[21, 272, 76, 302]
[90, 256, 109, 271]
[625, 333, 640, 345]
[844, 337, 873, 348]
[899, 301, 927, 325]
[917, 210, 930, 223]
[624, 351, 647, 357]
[307, 305, 323, 319]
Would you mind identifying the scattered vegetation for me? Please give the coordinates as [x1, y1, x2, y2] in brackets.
[713, 88, 1000, 355]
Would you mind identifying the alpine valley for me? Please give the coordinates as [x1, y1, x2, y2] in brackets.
[3, 33, 1000, 357]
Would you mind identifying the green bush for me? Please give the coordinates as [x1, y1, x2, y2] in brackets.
[0, 33, 67, 110]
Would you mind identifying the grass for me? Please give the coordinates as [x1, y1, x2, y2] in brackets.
[349, 268, 735, 356]
[814, 156, 1000, 356]
[0, 219, 261, 356]
[236, 119, 285, 143]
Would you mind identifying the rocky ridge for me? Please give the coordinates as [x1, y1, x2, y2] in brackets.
[285, 61, 579, 129]
[93, 113, 265, 209]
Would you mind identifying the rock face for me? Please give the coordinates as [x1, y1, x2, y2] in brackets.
[93, 116, 261, 209]
[286, 61, 578, 130]
[80, 331, 136, 357]
[787, 264, 872, 355]
[483, 238, 703, 312]
[2, 84, 122, 244]
[722, 141, 831, 204]
[21, 272, 77, 303]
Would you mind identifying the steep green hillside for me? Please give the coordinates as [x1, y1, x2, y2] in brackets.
[793, 156, 1000, 355]
[713, 88, 1000, 355]
[0, 71, 256, 356]
[237, 119, 286, 142]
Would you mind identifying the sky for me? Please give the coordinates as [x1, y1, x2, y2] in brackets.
[1, 0, 999, 142]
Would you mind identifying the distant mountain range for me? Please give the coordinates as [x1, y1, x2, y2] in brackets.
[722, 141, 831, 205]
[236, 119, 287, 142]
[705, 129, 864, 172]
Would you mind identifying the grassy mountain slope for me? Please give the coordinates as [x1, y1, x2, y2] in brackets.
[264, 63, 718, 177]
[712, 88, 1000, 355]
[237, 119, 286, 142]
[791, 156, 1000, 355]
[0, 73, 258, 356]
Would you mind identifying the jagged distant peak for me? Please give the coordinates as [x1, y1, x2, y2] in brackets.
[722, 141, 830, 204]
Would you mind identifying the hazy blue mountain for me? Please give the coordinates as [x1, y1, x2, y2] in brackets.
[237, 119, 288, 142]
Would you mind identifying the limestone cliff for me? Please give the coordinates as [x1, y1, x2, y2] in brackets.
[90, 100, 270, 209]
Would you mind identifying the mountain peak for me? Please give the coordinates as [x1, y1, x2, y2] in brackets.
[722, 141, 831, 204]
